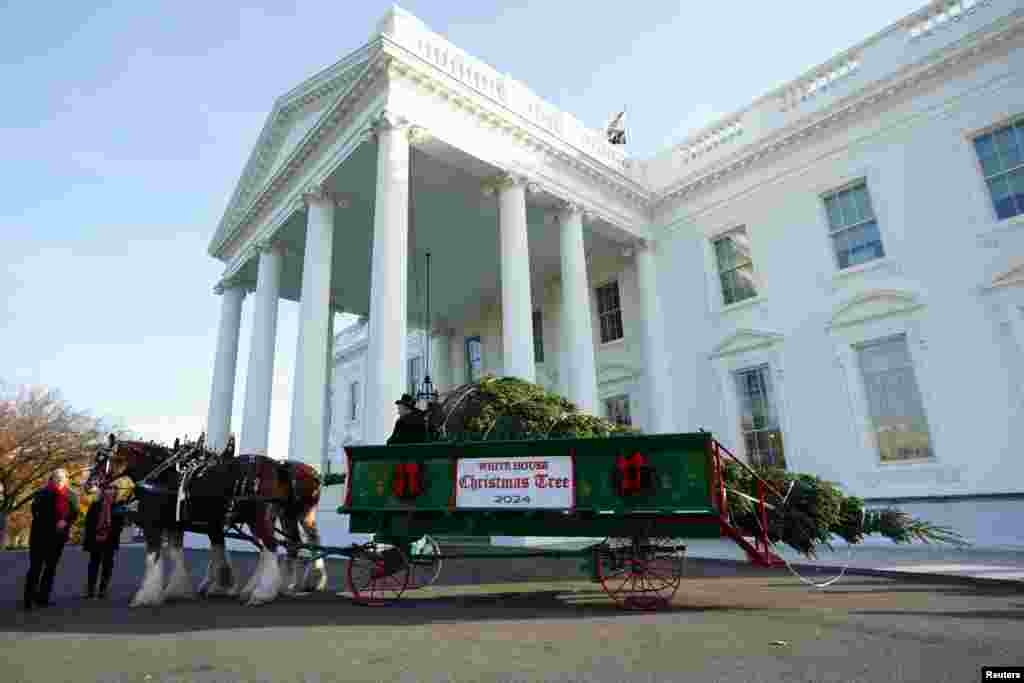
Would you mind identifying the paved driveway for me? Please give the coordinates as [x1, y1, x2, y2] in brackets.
[1, 546, 1022, 682]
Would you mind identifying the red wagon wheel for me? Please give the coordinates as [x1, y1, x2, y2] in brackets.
[346, 542, 411, 605]
[595, 536, 685, 610]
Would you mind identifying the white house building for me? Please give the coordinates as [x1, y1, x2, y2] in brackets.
[205, 0, 1024, 550]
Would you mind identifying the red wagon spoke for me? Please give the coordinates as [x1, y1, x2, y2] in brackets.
[597, 537, 685, 610]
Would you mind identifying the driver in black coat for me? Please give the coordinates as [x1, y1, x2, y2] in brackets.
[387, 394, 430, 445]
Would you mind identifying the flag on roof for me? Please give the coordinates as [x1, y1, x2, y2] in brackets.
[606, 108, 627, 145]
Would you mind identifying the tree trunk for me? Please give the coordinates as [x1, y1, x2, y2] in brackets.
[0, 511, 8, 549]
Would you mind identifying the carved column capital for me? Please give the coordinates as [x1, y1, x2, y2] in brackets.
[482, 172, 530, 196]
[406, 124, 431, 145]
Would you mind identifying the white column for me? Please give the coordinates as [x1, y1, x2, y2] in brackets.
[496, 175, 536, 382]
[636, 243, 675, 433]
[239, 242, 284, 456]
[364, 115, 410, 445]
[430, 326, 452, 393]
[322, 309, 335, 471]
[206, 283, 246, 452]
[558, 204, 598, 414]
[288, 187, 337, 466]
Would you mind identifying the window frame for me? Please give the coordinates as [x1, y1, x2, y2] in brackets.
[532, 310, 544, 363]
[709, 333, 794, 470]
[595, 280, 624, 344]
[852, 333, 936, 465]
[820, 179, 886, 272]
[731, 363, 786, 468]
[711, 225, 759, 307]
[967, 113, 1024, 224]
[830, 310, 942, 469]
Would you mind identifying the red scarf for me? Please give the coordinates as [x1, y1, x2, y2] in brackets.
[47, 480, 69, 524]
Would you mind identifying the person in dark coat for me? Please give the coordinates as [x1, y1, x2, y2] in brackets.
[23, 468, 79, 610]
[82, 485, 125, 599]
[387, 394, 430, 445]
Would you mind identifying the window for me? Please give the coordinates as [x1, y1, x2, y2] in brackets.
[733, 365, 786, 468]
[855, 334, 934, 463]
[713, 227, 758, 306]
[823, 182, 885, 269]
[349, 381, 360, 421]
[596, 281, 624, 343]
[408, 355, 424, 396]
[605, 395, 631, 426]
[532, 310, 544, 363]
[466, 336, 482, 382]
[973, 117, 1024, 220]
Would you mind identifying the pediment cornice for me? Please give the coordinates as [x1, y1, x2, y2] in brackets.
[209, 41, 384, 258]
[710, 329, 785, 359]
[827, 289, 925, 329]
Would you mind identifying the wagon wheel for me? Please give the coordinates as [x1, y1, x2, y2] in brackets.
[346, 542, 411, 605]
[407, 535, 443, 589]
[595, 536, 685, 610]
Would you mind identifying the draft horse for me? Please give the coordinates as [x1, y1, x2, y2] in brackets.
[84, 435, 325, 607]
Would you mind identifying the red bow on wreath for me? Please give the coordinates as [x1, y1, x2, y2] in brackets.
[392, 462, 423, 499]
[615, 452, 650, 495]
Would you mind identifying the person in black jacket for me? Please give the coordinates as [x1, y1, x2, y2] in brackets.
[82, 485, 125, 599]
[23, 468, 79, 610]
[387, 394, 430, 445]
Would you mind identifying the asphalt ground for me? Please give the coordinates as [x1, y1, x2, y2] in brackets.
[1, 545, 1023, 683]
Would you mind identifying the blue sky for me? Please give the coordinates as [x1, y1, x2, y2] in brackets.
[1, 0, 927, 456]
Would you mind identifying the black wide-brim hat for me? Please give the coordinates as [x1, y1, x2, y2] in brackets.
[396, 393, 417, 409]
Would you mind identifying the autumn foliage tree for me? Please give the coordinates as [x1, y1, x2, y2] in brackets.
[0, 383, 118, 548]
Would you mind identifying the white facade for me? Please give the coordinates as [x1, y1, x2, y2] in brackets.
[205, 0, 1024, 549]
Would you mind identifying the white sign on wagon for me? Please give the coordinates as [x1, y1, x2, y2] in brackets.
[455, 456, 573, 509]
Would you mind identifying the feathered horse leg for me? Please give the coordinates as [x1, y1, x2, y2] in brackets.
[244, 505, 283, 606]
[131, 531, 166, 607]
[162, 529, 196, 601]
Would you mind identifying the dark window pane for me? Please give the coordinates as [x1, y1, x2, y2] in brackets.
[854, 186, 875, 220]
[840, 188, 862, 225]
[973, 132, 995, 161]
[995, 196, 1018, 220]
[994, 126, 1022, 170]
[532, 311, 544, 363]
[714, 237, 737, 271]
[720, 271, 736, 305]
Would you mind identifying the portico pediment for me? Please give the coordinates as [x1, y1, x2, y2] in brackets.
[209, 44, 378, 258]
[710, 329, 784, 359]
[827, 289, 924, 329]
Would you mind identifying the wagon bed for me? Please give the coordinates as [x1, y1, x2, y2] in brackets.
[337, 431, 782, 610]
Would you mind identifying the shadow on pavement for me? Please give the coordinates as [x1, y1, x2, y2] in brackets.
[2, 546, 1022, 636]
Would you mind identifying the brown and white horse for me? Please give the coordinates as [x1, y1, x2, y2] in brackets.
[85, 436, 326, 607]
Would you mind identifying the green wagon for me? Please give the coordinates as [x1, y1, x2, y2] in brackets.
[339, 431, 782, 610]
